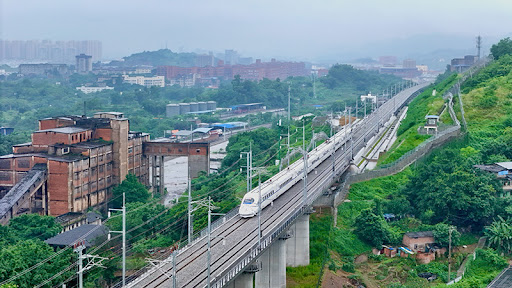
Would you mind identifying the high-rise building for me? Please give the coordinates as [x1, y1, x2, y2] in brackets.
[225, 49, 239, 65]
[76, 54, 92, 74]
[403, 59, 417, 69]
[0, 40, 102, 64]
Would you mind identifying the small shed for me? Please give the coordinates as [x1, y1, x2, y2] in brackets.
[424, 115, 440, 134]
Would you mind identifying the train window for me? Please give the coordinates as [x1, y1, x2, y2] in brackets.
[243, 198, 254, 204]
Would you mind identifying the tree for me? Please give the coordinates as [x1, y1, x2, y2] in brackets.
[432, 223, 461, 248]
[404, 148, 501, 229]
[490, 37, 512, 60]
[0, 240, 74, 287]
[7, 214, 62, 241]
[111, 174, 150, 208]
[354, 209, 389, 248]
[485, 216, 512, 255]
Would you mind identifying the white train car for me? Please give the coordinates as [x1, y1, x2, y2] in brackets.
[238, 128, 345, 218]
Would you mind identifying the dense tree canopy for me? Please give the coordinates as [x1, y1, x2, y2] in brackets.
[112, 174, 151, 208]
[490, 37, 512, 60]
[0, 214, 71, 288]
[404, 148, 501, 229]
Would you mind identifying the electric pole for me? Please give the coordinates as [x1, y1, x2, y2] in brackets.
[73, 240, 107, 288]
[448, 226, 454, 283]
[206, 197, 223, 288]
[240, 143, 252, 193]
[302, 120, 308, 207]
[108, 193, 126, 287]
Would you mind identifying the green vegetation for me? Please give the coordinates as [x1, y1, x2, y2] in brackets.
[108, 49, 197, 67]
[287, 213, 332, 288]
[0, 215, 73, 288]
[490, 37, 512, 60]
[378, 72, 458, 165]
[112, 174, 151, 207]
[317, 38, 512, 287]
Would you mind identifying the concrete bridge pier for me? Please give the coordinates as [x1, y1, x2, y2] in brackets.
[226, 272, 254, 288]
[150, 155, 165, 195]
[256, 238, 287, 288]
[286, 214, 310, 267]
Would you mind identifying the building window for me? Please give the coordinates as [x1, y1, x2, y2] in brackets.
[128, 147, 133, 153]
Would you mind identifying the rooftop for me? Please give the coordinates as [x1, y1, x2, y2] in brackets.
[404, 231, 434, 239]
[497, 162, 512, 170]
[35, 126, 90, 134]
[45, 224, 108, 247]
[488, 266, 512, 288]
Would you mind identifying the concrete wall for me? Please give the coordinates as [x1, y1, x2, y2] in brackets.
[286, 214, 310, 267]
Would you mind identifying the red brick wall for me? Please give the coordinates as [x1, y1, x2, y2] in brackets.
[48, 160, 71, 216]
[33, 131, 71, 146]
[94, 128, 112, 141]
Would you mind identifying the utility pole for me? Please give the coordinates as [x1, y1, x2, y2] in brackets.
[448, 226, 454, 283]
[364, 97, 367, 118]
[74, 241, 85, 288]
[108, 193, 126, 287]
[146, 250, 177, 288]
[355, 100, 358, 120]
[206, 197, 223, 288]
[331, 111, 336, 179]
[73, 240, 107, 288]
[188, 176, 192, 244]
[296, 119, 308, 207]
[258, 174, 262, 248]
[240, 143, 253, 193]
[288, 83, 291, 122]
[349, 107, 353, 160]
[187, 183, 211, 244]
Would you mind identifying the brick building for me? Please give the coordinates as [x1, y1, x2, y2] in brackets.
[156, 59, 308, 83]
[0, 112, 149, 216]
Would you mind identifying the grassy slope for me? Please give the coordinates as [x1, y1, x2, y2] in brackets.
[323, 59, 512, 287]
[378, 74, 458, 166]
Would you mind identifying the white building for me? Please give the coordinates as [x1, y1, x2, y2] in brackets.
[122, 75, 165, 87]
[76, 86, 114, 94]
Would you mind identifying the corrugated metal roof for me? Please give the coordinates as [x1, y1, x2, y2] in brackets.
[193, 128, 213, 134]
[497, 162, 512, 170]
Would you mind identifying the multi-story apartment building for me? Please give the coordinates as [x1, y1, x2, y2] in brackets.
[122, 75, 165, 87]
[0, 112, 149, 216]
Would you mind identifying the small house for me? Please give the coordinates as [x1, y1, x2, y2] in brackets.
[474, 162, 512, 195]
[403, 231, 435, 252]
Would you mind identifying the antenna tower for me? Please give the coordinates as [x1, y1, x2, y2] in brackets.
[476, 35, 482, 59]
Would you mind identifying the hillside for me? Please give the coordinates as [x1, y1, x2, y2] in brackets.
[108, 49, 198, 67]
[287, 47, 512, 288]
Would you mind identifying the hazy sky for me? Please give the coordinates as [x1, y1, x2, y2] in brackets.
[1, 0, 511, 61]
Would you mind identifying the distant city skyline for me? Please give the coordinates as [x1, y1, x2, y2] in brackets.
[1, 0, 511, 63]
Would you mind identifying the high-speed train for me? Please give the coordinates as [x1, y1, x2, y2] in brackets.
[238, 83, 427, 218]
[238, 123, 356, 218]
